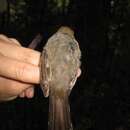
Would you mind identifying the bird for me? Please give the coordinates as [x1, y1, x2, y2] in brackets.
[40, 26, 81, 130]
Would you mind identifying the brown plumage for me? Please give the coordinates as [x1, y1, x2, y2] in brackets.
[40, 26, 81, 130]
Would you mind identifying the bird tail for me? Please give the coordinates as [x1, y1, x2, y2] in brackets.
[48, 92, 73, 130]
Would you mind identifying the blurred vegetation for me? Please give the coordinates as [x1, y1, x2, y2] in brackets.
[0, 0, 129, 130]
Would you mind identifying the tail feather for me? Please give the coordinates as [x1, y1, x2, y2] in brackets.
[48, 92, 73, 130]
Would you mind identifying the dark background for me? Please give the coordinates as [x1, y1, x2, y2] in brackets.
[0, 0, 129, 130]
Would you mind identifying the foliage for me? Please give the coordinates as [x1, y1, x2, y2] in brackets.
[48, 0, 70, 13]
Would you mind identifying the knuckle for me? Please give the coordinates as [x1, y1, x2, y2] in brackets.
[15, 63, 28, 82]
[10, 38, 21, 46]
[0, 34, 7, 39]
[22, 49, 33, 63]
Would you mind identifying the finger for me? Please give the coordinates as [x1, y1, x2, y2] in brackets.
[0, 34, 12, 43]
[19, 91, 25, 98]
[9, 38, 21, 46]
[0, 54, 40, 83]
[0, 76, 32, 99]
[19, 86, 34, 98]
[25, 87, 34, 98]
[0, 34, 20, 44]
[0, 96, 17, 102]
[0, 41, 40, 66]
[0, 35, 20, 46]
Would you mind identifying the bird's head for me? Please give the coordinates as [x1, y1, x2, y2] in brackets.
[57, 26, 74, 38]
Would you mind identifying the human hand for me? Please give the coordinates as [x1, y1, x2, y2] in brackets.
[0, 35, 40, 101]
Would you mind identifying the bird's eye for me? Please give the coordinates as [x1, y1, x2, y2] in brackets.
[69, 42, 75, 52]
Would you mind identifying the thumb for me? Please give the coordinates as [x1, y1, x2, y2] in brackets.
[0, 54, 40, 84]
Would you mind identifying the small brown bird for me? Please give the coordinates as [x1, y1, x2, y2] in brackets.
[40, 26, 81, 130]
